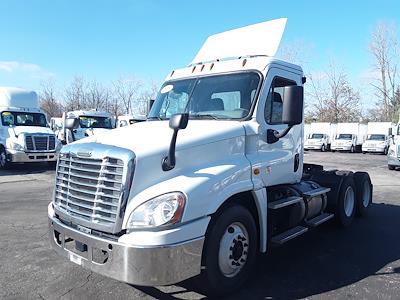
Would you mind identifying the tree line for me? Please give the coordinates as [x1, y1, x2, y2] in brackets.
[39, 76, 158, 119]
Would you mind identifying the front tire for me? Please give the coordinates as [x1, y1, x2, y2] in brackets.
[321, 144, 326, 152]
[350, 145, 355, 153]
[0, 147, 10, 170]
[388, 165, 396, 170]
[200, 205, 257, 296]
[335, 176, 356, 227]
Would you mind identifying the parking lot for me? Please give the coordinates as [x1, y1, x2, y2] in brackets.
[1, 151, 400, 300]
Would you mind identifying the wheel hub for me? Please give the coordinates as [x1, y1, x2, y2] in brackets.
[218, 223, 249, 277]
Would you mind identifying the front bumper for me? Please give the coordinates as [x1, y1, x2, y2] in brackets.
[331, 145, 352, 151]
[48, 207, 204, 286]
[388, 156, 400, 167]
[362, 146, 386, 153]
[6, 149, 57, 163]
[304, 144, 322, 150]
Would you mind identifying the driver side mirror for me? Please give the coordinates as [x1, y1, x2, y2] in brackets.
[65, 117, 79, 130]
[282, 85, 304, 126]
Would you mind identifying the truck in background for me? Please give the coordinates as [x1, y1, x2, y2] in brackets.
[0, 87, 61, 169]
[362, 122, 392, 154]
[388, 121, 400, 170]
[115, 115, 147, 128]
[57, 110, 115, 144]
[331, 122, 367, 153]
[304, 122, 336, 152]
[48, 19, 373, 296]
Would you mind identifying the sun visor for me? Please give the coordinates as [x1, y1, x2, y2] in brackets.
[190, 18, 287, 65]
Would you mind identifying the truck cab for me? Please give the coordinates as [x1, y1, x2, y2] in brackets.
[305, 133, 329, 151]
[331, 133, 357, 152]
[0, 87, 61, 169]
[388, 123, 400, 170]
[48, 19, 372, 296]
[59, 110, 114, 143]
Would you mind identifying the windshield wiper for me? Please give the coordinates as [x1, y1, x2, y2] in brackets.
[190, 113, 219, 120]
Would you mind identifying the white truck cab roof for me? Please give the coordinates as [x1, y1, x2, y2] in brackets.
[67, 110, 112, 118]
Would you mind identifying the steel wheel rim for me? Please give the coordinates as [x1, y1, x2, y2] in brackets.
[344, 186, 355, 217]
[218, 222, 249, 278]
[362, 180, 371, 208]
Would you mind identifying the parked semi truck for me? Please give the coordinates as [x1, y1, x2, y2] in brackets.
[362, 122, 392, 154]
[0, 87, 61, 169]
[388, 122, 400, 170]
[331, 122, 367, 153]
[48, 19, 373, 296]
[304, 122, 336, 151]
[57, 110, 114, 144]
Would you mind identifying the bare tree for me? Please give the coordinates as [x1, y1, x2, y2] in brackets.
[86, 80, 110, 111]
[369, 21, 399, 121]
[39, 79, 63, 118]
[64, 76, 87, 111]
[113, 76, 142, 115]
[308, 64, 362, 122]
[138, 80, 159, 115]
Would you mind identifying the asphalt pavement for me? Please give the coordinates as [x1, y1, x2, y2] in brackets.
[0, 152, 399, 299]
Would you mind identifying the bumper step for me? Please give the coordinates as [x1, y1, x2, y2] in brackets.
[271, 226, 308, 245]
[303, 187, 331, 197]
[306, 213, 334, 227]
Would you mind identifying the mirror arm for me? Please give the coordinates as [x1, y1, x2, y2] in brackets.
[267, 125, 294, 144]
[162, 129, 179, 171]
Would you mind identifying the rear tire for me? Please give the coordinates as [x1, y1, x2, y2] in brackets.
[199, 205, 257, 297]
[354, 172, 372, 217]
[335, 176, 356, 227]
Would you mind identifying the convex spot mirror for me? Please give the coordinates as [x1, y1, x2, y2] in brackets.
[282, 85, 304, 126]
[169, 113, 189, 130]
[65, 117, 79, 130]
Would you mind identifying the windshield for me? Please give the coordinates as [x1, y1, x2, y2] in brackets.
[367, 134, 385, 141]
[311, 133, 323, 139]
[337, 134, 352, 140]
[1, 111, 47, 127]
[79, 116, 113, 129]
[148, 72, 261, 120]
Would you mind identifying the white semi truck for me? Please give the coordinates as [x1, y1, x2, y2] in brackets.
[48, 19, 373, 296]
[57, 110, 115, 144]
[304, 122, 336, 151]
[362, 122, 392, 154]
[331, 122, 367, 153]
[388, 122, 400, 170]
[0, 87, 61, 169]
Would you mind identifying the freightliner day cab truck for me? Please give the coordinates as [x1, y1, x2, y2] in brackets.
[362, 122, 392, 154]
[48, 19, 373, 296]
[57, 110, 115, 144]
[0, 87, 61, 169]
[331, 122, 367, 153]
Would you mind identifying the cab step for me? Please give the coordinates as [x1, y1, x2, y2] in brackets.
[305, 213, 334, 227]
[302, 187, 331, 197]
[271, 226, 308, 245]
[268, 196, 302, 209]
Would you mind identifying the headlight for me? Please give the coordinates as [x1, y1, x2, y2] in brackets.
[347, 141, 353, 144]
[9, 142, 24, 151]
[388, 149, 396, 157]
[127, 192, 186, 229]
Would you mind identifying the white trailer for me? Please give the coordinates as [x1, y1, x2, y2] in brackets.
[304, 122, 336, 151]
[331, 123, 367, 153]
[362, 122, 392, 154]
[0, 87, 61, 169]
[48, 19, 372, 296]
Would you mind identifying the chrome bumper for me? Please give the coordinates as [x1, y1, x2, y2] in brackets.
[48, 214, 204, 286]
[7, 149, 57, 163]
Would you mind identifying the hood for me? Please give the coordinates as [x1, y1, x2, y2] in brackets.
[9, 126, 54, 137]
[77, 120, 245, 156]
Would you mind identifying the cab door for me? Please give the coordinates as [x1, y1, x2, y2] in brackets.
[254, 68, 303, 186]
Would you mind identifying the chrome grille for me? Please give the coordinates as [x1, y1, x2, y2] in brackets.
[54, 154, 124, 227]
[25, 134, 56, 151]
